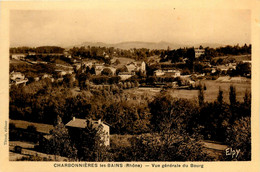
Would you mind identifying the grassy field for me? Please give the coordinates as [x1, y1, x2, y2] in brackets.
[171, 78, 250, 103]
[9, 119, 54, 134]
[123, 77, 250, 103]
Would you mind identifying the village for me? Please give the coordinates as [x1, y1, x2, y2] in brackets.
[9, 46, 251, 90]
[9, 44, 251, 161]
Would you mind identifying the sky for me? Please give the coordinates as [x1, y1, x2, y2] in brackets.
[10, 9, 251, 47]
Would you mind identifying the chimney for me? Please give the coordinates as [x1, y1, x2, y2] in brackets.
[73, 117, 76, 121]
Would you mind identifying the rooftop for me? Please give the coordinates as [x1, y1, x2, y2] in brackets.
[65, 117, 110, 129]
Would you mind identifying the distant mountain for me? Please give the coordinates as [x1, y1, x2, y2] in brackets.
[69, 41, 225, 50]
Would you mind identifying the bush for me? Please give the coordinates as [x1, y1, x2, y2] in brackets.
[27, 125, 37, 133]
[14, 146, 22, 154]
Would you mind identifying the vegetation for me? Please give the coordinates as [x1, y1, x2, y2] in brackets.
[9, 44, 251, 161]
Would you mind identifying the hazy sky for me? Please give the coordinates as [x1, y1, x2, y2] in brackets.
[10, 9, 251, 47]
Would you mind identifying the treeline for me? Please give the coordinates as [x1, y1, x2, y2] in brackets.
[10, 46, 65, 54]
[69, 46, 163, 61]
[162, 44, 251, 63]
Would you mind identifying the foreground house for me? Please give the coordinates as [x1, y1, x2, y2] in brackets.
[65, 117, 110, 146]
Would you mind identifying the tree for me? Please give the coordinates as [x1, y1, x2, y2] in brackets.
[63, 74, 74, 88]
[42, 116, 77, 160]
[217, 87, 223, 104]
[243, 89, 251, 110]
[90, 67, 96, 75]
[236, 62, 251, 76]
[229, 85, 237, 106]
[149, 92, 199, 132]
[71, 119, 111, 161]
[101, 68, 113, 76]
[27, 125, 37, 133]
[186, 48, 195, 72]
[78, 73, 87, 90]
[225, 117, 251, 160]
[116, 66, 128, 75]
[129, 131, 212, 161]
[198, 83, 204, 107]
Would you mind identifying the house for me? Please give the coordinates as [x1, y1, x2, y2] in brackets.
[28, 52, 36, 56]
[125, 62, 137, 72]
[64, 51, 72, 58]
[55, 69, 73, 76]
[11, 54, 26, 60]
[154, 69, 180, 78]
[10, 71, 25, 80]
[41, 73, 52, 79]
[34, 77, 40, 81]
[211, 68, 217, 74]
[154, 70, 165, 76]
[242, 60, 251, 64]
[164, 70, 181, 78]
[118, 72, 135, 80]
[65, 117, 110, 146]
[95, 64, 105, 75]
[125, 61, 146, 74]
[10, 71, 28, 86]
[195, 48, 205, 58]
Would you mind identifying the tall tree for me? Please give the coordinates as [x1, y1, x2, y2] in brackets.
[70, 119, 111, 161]
[217, 87, 223, 104]
[42, 116, 77, 160]
[229, 85, 237, 106]
[198, 83, 204, 107]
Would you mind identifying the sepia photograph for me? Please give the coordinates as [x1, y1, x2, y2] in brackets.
[1, 1, 259, 171]
[7, 8, 252, 162]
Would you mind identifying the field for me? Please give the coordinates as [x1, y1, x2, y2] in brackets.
[124, 77, 251, 103]
[10, 59, 32, 65]
[172, 78, 251, 103]
[9, 119, 54, 134]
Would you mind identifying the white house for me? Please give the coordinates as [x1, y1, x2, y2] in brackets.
[11, 54, 26, 60]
